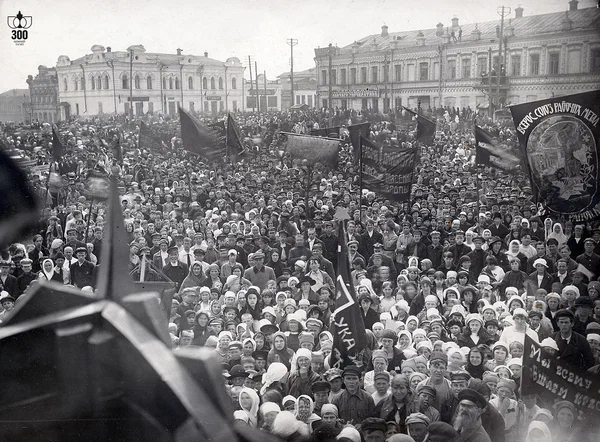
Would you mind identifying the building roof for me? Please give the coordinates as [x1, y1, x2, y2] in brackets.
[277, 67, 316, 80]
[0, 89, 30, 97]
[338, 6, 600, 54]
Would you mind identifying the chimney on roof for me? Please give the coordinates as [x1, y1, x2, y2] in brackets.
[436, 22, 444, 36]
[204, 51, 208, 57]
[515, 5, 523, 18]
[106, 46, 111, 52]
[451, 16, 459, 28]
[176, 48, 182, 55]
[569, 0, 578, 11]
[471, 23, 481, 41]
[562, 10, 573, 30]
[381, 25, 389, 37]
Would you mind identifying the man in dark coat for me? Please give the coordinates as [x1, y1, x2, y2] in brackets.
[162, 246, 188, 290]
[69, 247, 96, 288]
[467, 236, 487, 278]
[553, 309, 595, 370]
[468, 379, 505, 442]
[488, 213, 509, 241]
[453, 389, 492, 442]
[527, 258, 554, 293]
[28, 234, 49, 273]
[359, 218, 383, 259]
[16, 258, 37, 297]
[0, 260, 19, 298]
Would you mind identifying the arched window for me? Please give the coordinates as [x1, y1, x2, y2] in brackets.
[122, 75, 128, 89]
[104, 75, 109, 89]
[147, 76, 153, 89]
[63, 78, 68, 91]
[97, 76, 102, 90]
[210, 78, 215, 89]
[231, 77, 237, 89]
[175, 77, 180, 89]
[203, 77, 208, 90]
[81, 77, 86, 90]
[135, 75, 140, 89]
[218, 77, 223, 89]
[91, 77, 95, 90]
[169, 78, 173, 89]
[188, 76, 193, 89]
[162, 77, 166, 90]
[74, 78, 78, 91]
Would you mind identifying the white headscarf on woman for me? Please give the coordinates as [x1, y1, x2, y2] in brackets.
[239, 387, 260, 427]
[525, 421, 552, 442]
[260, 362, 288, 395]
[40, 258, 56, 281]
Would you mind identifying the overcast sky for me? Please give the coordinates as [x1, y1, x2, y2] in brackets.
[0, 0, 596, 91]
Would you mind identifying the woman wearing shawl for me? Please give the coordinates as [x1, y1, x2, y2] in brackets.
[260, 362, 289, 396]
[465, 345, 487, 379]
[525, 421, 552, 442]
[267, 331, 294, 370]
[205, 263, 223, 288]
[191, 311, 212, 346]
[178, 262, 206, 294]
[38, 258, 63, 283]
[295, 395, 322, 433]
[267, 249, 285, 278]
[397, 330, 416, 358]
[548, 222, 568, 247]
[238, 387, 260, 427]
[239, 286, 262, 320]
[287, 348, 320, 398]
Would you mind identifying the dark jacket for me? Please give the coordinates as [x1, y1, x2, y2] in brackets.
[0, 274, 19, 298]
[70, 260, 96, 288]
[372, 393, 419, 434]
[527, 270, 554, 293]
[16, 272, 37, 296]
[481, 400, 506, 442]
[553, 330, 596, 370]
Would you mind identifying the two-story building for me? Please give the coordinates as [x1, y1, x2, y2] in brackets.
[314, 1, 600, 114]
[26, 65, 59, 123]
[54, 45, 245, 119]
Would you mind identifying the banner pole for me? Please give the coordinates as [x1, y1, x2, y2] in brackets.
[359, 136, 363, 222]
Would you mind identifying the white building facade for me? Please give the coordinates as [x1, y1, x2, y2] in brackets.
[314, 1, 600, 114]
[55, 45, 245, 120]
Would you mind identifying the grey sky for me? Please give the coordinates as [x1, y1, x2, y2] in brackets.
[0, 0, 596, 91]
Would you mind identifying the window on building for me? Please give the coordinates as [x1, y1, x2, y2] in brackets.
[91, 77, 96, 90]
[104, 75, 110, 89]
[530, 54, 540, 75]
[321, 70, 327, 86]
[350, 67, 357, 84]
[210, 78, 215, 89]
[175, 77, 180, 89]
[169, 78, 173, 89]
[419, 62, 429, 81]
[331, 70, 337, 85]
[341, 99, 348, 109]
[188, 76, 194, 89]
[407, 64, 415, 81]
[162, 77, 166, 90]
[361, 67, 368, 83]
[219, 101, 224, 111]
[63, 78, 68, 91]
[81, 77, 85, 90]
[267, 96, 277, 108]
[592, 49, 600, 73]
[123, 75, 129, 89]
[148, 102, 154, 114]
[203, 77, 208, 90]
[395, 97, 402, 109]
[95, 76, 100, 90]
[134, 75, 140, 89]
[301, 95, 306, 104]
[340, 69, 347, 85]
[371, 66, 378, 83]
[232, 77, 237, 89]
[308, 95, 313, 107]
[383, 65, 389, 83]
[462, 59, 471, 78]
[147, 76, 152, 89]
[447, 59, 456, 79]
[218, 77, 223, 89]
[394, 65, 401, 82]
[74, 78, 78, 91]
[477, 57, 487, 76]
[362, 98, 368, 109]
[549, 53, 559, 75]
[511, 55, 521, 76]
[296, 95, 300, 104]
[567, 50, 581, 74]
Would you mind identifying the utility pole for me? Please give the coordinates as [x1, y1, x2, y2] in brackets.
[129, 49, 133, 119]
[488, 47, 493, 119]
[248, 56, 255, 112]
[255, 61, 260, 112]
[263, 70, 267, 111]
[286, 38, 298, 109]
[496, 6, 510, 118]
[328, 43, 333, 127]
[383, 52, 389, 113]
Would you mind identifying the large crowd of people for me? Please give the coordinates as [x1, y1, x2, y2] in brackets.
[1, 106, 599, 442]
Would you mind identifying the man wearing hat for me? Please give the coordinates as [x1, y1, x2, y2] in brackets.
[573, 296, 598, 335]
[0, 260, 18, 298]
[416, 385, 440, 424]
[454, 388, 492, 442]
[16, 258, 38, 296]
[360, 417, 387, 442]
[227, 364, 249, 387]
[152, 239, 170, 270]
[243, 250, 276, 291]
[576, 237, 600, 278]
[311, 380, 331, 415]
[69, 247, 96, 289]
[467, 236, 488, 278]
[331, 365, 375, 424]
[162, 245, 188, 289]
[405, 412, 430, 442]
[553, 309, 595, 369]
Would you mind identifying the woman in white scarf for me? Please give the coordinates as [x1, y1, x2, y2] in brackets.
[260, 362, 288, 396]
[38, 258, 61, 283]
[238, 386, 260, 427]
[547, 223, 568, 247]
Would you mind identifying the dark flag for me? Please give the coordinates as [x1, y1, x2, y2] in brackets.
[282, 132, 339, 169]
[523, 335, 600, 425]
[208, 121, 226, 137]
[510, 90, 600, 221]
[330, 220, 367, 369]
[178, 107, 224, 161]
[416, 115, 436, 143]
[51, 126, 64, 161]
[475, 125, 522, 172]
[349, 122, 370, 165]
[139, 121, 165, 152]
[0, 147, 40, 246]
[226, 113, 244, 158]
[360, 136, 418, 203]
